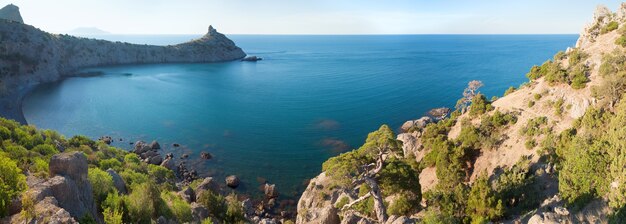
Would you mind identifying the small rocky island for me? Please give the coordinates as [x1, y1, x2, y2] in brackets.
[0, 4, 246, 123]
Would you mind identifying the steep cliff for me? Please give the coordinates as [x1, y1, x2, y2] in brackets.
[297, 3, 626, 224]
[0, 4, 23, 23]
[0, 5, 246, 123]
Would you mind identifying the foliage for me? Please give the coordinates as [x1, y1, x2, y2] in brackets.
[388, 194, 413, 216]
[468, 94, 493, 117]
[161, 191, 192, 223]
[88, 167, 114, 204]
[100, 158, 122, 171]
[520, 117, 548, 137]
[126, 181, 162, 224]
[197, 190, 228, 222]
[601, 21, 619, 34]
[466, 174, 503, 223]
[503, 86, 516, 96]
[0, 154, 27, 217]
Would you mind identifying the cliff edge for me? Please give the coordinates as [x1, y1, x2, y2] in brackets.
[0, 4, 246, 123]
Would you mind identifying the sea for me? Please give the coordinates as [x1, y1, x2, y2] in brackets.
[21, 34, 577, 201]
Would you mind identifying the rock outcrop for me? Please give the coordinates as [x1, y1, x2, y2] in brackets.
[0, 4, 23, 23]
[0, 7, 246, 123]
[14, 152, 100, 223]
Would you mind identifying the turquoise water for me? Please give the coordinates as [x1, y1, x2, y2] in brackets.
[22, 35, 577, 199]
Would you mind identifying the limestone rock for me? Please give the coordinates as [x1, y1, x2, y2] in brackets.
[397, 131, 423, 160]
[49, 152, 88, 181]
[196, 177, 220, 194]
[9, 196, 78, 224]
[400, 116, 432, 132]
[148, 155, 163, 165]
[264, 183, 279, 199]
[0, 4, 23, 23]
[160, 157, 176, 171]
[106, 169, 127, 194]
[296, 173, 342, 224]
[45, 152, 100, 223]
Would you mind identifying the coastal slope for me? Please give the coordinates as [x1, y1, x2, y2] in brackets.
[0, 6, 246, 123]
[297, 3, 626, 224]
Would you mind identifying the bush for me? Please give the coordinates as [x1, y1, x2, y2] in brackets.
[100, 158, 122, 171]
[32, 144, 58, 157]
[528, 100, 535, 108]
[0, 154, 27, 217]
[616, 36, 626, 47]
[559, 138, 610, 208]
[520, 117, 548, 137]
[161, 191, 192, 223]
[88, 167, 114, 204]
[388, 194, 413, 216]
[469, 94, 493, 117]
[197, 190, 227, 221]
[466, 174, 503, 223]
[148, 164, 175, 184]
[525, 139, 537, 149]
[601, 21, 619, 34]
[336, 196, 349, 209]
[126, 181, 161, 224]
[554, 98, 565, 116]
[503, 86, 516, 96]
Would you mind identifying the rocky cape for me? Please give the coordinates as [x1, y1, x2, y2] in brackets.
[0, 6, 246, 123]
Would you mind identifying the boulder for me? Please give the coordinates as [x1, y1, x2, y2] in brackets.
[264, 183, 279, 199]
[296, 173, 342, 224]
[191, 203, 209, 222]
[99, 136, 112, 145]
[9, 197, 77, 224]
[200, 151, 212, 160]
[180, 187, 196, 203]
[397, 131, 424, 160]
[242, 198, 254, 217]
[400, 116, 432, 132]
[195, 177, 220, 194]
[149, 140, 161, 150]
[160, 157, 176, 171]
[385, 215, 415, 224]
[148, 156, 163, 165]
[133, 141, 151, 154]
[49, 152, 88, 182]
[226, 175, 240, 188]
[106, 169, 127, 194]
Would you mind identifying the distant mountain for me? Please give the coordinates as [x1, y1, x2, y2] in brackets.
[67, 27, 111, 35]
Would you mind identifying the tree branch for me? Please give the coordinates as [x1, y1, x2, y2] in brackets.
[341, 192, 371, 210]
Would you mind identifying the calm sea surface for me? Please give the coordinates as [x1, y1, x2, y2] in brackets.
[22, 34, 577, 199]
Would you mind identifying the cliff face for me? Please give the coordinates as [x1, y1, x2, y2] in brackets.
[297, 3, 626, 224]
[0, 10, 246, 123]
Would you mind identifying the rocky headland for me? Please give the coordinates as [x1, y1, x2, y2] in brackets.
[0, 5, 246, 124]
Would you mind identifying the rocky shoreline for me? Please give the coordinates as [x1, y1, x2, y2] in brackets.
[0, 6, 246, 124]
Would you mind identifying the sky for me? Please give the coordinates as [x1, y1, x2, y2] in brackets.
[1, 0, 624, 34]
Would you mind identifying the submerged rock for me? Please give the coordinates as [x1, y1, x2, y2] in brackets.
[241, 55, 263, 62]
[226, 175, 240, 188]
[200, 151, 212, 160]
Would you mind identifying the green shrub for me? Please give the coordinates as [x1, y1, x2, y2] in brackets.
[568, 49, 588, 66]
[336, 196, 349, 209]
[68, 135, 95, 148]
[520, 117, 548, 137]
[525, 139, 537, 149]
[616, 36, 626, 47]
[88, 167, 114, 204]
[224, 193, 246, 224]
[126, 181, 161, 224]
[32, 144, 58, 157]
[0, 154, 27, 217]
[601, 21, 619, 34]
[120, 170, 149, 187]
[148, 164, 175, 184]
[466, 174, 503, 223]
[197, 190, 227, 221]
[100, 158, 122, 171]
[554, 98, 565, 116]
[533, 94, 542, 100]
[559, 138, 610, 208]
[503, 86, 516, 96]
[528, 100, 535, 108]
[469, 94, 493, 117]
[161, 191, 192, 223]
[30, 157, 49, 178]
[388, 194, 413, 216]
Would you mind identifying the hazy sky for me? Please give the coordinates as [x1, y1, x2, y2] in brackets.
[1, 0, 624, 34]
